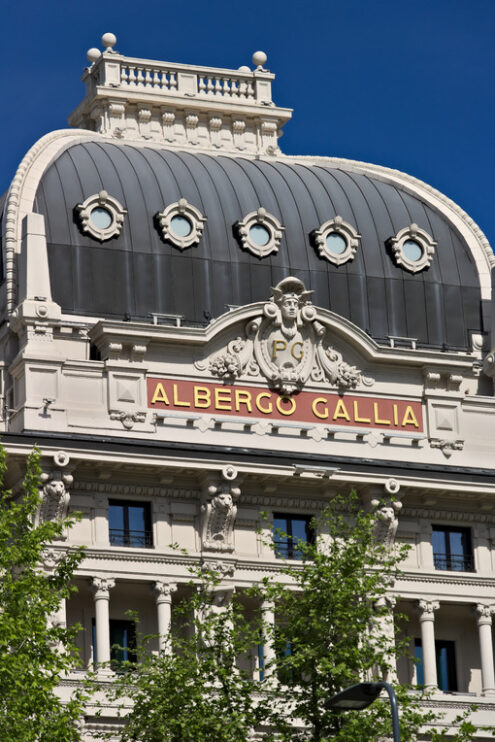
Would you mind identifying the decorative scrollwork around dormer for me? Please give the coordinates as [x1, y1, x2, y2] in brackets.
[195, 277, 373, 395]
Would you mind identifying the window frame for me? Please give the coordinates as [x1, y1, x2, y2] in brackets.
[273, 513, 315, 560]
[432, 524, 474, 572]
[108, 499, 153, 548]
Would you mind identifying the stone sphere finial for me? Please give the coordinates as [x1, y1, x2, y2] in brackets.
[238, 65, 251, 73]
[87, 48, 102, 64]
[252, 51, 267, 68]
[101, 32, 117, 50]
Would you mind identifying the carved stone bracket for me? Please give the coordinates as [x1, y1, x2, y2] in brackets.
[429, 438, 464, 457]
[201, 465, 240, 553]
[195, 277, 373, 395]
[200, 559, 236, 579]
[37, 451, 73, 533]
[109, 409, 147, 429]
[363, 480, 402, 548]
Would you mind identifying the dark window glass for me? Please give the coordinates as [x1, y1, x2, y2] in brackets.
[109, 500, 153, 547]
[432, 525, 473, 572]
[415, 638, 457, 692]
[92, 618, 136, 668]
[273, 514, 314, 559]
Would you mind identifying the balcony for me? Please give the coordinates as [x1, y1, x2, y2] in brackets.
[433, 553, 474, 572]
[109, 528, 153, 548]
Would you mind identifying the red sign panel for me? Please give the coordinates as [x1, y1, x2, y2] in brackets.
[147, 378, 423, 432]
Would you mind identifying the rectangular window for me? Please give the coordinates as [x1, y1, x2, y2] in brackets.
[415, 638, 457, 692]
[432, 525, 473, 572]
[108, 500, 153, 548]
[92, 618, 137, 668]
[273, 514, 314, 560]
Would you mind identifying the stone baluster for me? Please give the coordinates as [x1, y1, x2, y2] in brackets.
[475, 604, 495, 695]
[91, 577, 115, 666]
[260, 597, 276, 680]
[153, 581, 177, 653]
[417, 600, 440, 689]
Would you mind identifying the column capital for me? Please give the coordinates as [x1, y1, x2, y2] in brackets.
[153, 581, 177, 603]
[374, 595, 397, 611]
[417, 599, 440, 620]
[475, 603, 495, 625]
[91, 576, 115, 599]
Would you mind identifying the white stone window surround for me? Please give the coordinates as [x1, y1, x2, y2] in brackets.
[235, 207, 285, 259]
[311, 215, 361, 266]
[389, 223, 437, 273]
[76, 190, 127, 242]
[156, 198, 206, 250]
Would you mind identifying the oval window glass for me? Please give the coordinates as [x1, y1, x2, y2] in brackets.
[403, 239, 423, 262]
[325, 232, 347, 255]
[249, 224, 271, 247]
[170, 215, 193, 238]
[90, 207, 113, 230]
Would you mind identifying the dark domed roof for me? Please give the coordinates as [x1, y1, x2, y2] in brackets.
[33, 141, 486, 350]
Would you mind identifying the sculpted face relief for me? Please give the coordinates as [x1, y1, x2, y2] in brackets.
[148, 378, 423, 432]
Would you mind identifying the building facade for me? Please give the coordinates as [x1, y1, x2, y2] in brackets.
[2, 32, 495, 739]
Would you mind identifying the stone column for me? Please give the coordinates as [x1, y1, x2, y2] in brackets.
[91, 577, 115, 666]
[261, 597, 276, 680]
[475, 604, 495, 695]
[417, 600, 439, 689]
[153, 581, 177, 653]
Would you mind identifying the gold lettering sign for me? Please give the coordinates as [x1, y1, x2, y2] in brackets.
[148, 378, 424, 433]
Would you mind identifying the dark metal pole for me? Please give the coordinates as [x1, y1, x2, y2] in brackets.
[374, 681, 400, 742]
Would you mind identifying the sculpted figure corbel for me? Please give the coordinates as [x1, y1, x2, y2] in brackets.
[363, 479, 402, 548]
[37, 451, 73, 534]
[201, 465, 241, 552]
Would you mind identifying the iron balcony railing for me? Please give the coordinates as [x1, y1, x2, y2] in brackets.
[433, 553, 474, 572]
[109, 529, 153, 548]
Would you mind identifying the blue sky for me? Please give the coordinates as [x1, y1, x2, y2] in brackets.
[1, 0, 494, 247]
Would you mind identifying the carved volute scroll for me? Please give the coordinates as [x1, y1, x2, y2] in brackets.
[201, 465, 241, 553]
[195, 277, 373, 395]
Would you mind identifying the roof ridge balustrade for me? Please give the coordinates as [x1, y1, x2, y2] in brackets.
[68, 33, 292, 156]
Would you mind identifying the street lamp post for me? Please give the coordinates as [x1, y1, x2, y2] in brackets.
[327, 680, 400, 742]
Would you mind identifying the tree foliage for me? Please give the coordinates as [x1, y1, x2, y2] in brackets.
[0, 447, 87, 741]
[107, 492, 487, 741]
[104, 569, 286, 741]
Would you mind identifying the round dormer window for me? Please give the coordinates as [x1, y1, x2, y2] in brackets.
[249, 223, 271, 247]
[170, 215, 193, 238]
[389, 224, 436, 273]
[402, 239, 423, 263]
[90, 207, 113, 230]
[156, 199, 206, 250]
[235, 208, 284, 258]
[76, 191, 127, 242]
[325, 232, 347, 256]
[312, 216, 360, 266]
